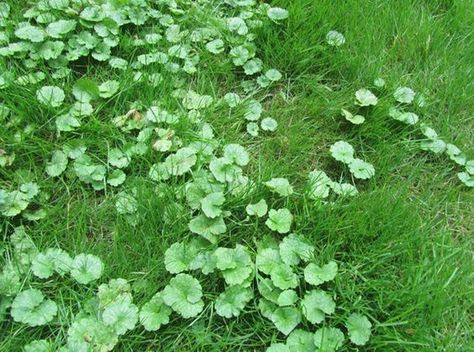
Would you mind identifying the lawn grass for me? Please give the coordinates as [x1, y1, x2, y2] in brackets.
[0, 0, 473, 351]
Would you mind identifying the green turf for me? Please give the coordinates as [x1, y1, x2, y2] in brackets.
[1, 0, 473, 351]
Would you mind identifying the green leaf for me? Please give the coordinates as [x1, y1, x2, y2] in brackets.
[99, 80, 120, 98]
[223, 144, 250, 166]
[11, 289, 57, 326]
[32, 248, 72, 279]
[24, 340, 53, 352]
[345, 313, 372, 346]
[164, 147, 197, 176]
[265, 69, 282, 82]
[313, 327, 345, 352]
[265, 178, 293, 197]
[261, 117, 278, 132]
[330, 141, 354, 164]
[270, 264, 298, 290]
[46, 150, 68, 177]
[72, 79, 100, 102]
[209, 157, 242, 183]
[244, 100, 263, 121]
[301, 290, 335, 324]
[140, 291, 172, 331]
[287, 329, 316, 352]
[446, 144, 466, 166]
[230, 45, 251, 66]
[15, 23, 44, 42]
[267, 7, 289, 21]
[189, 214, 226, 243]
[279, 234, 314, 266]
[200, 192, 225, 219]
[37, 86, 65, 108]
[355, 88, 378, 106]
[271, 307, 301, 335]
[164, 242, 199, 274]
[56, 114, 81, 132]
[394, 86, 415, 104]
[246, 199, 268, 217]
[458, 172, 474, 187]
[67, 317, 118, 352]
[308, 170, 331, 199]
[277, 290, 298, 307]
[256, 248, 281, 275]
[214, 245, 253, 285]
[206, 39, 225, 54]
[348, 158, 375, 180]
[266, 208, 293, 234]
[182, 90, 213, 110]
[46, 19, 76, 38]
[215, 285, 253, 318]
[304, 261, 338, 286]
[98, 278, 131, 308]
[108, 148, 130, 169]
[162, 273, 204, 318]
[326, 30, 345, 47]
[70, 254, 103, 284]
[107, 169, 126, 187]
[102, 297, 139, 335]
[341, 109, 365, 125]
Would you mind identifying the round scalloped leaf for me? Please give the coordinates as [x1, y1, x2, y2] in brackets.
[270, 263, 298, 290]
[32, 248, 72, 279]
[326, 30, 345, 47]
[313, 327, 345, 352]
[24, 340, 53, 352]
[266, 208, 293, 234]
[256, 248, 281, 275]
[457, 172, 474, 187]
[67, 317, 118, 352]
[341, 109, 365, 125]
[45, 150, 68, 177]
[188, 214, 226, 243]
[355, 88, 378, 106]
[102, 298, 139, 335]
[330, 141, 354, 164]
[11, 289, 57, 326]
[271, 307, 301, 335]
[15, 23, 44, 42]
[206, 39, 225, 54]
[265, 69, 282, 82]
[265, 178, 293, 197]
[304, 261, 338, 286]
[446, 144, 466, 166]
[301, 290, 335, 324]
[287, 329, 316, 351]
[164, 242, 198, 274]
[394, 86, 415, 104]
[279, 234, 314, 266]
[261, 117, 278, 132]
[223, 144, 250, 166]
[277, 290, 298, 307]
[345, 313, 372, 346]
[139, 292, 172, 331]
[267, 7, 289, 21]
[162, 274, 204, 319]
[348, 159, 375, 180]
[37, 86, 65, 108]
[246, 199, 268, 217]
[200, 192, 225, 219]
[215, 285, 253, 318]
[70, 254, 103, 284]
